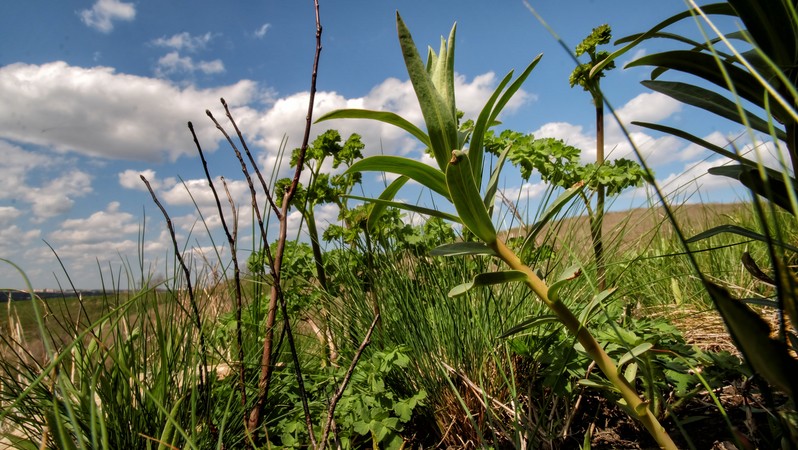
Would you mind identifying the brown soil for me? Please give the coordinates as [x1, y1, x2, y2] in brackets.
[510, 202, 750, 258]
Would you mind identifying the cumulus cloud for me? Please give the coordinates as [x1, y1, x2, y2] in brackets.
[0, 140, 93, 221]
[0, 62, 257, 162]
[27, 170, 93, 221]
[152, 32, 215, 52]
[79, 0, 136, 33]
[532, 92, 684, 164]
[49, 202, 139, 244]
[0, 224, 40, 258]
[614, 92, 682, 126]
[244, 72, 532, 176]
[656, 159, 744, 203]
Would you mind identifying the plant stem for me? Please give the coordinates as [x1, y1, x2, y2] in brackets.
[593, 102, 606, 291]
[491, 238, 678, 450]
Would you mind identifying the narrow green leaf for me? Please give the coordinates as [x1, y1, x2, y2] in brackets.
[471, 55, 542, 186]
[548, 264, 582, 302]
[641, 80, 786, 141]
[47, 408, 80, 450]
[740, 297, 780, 308]
[346, 195, 461, 224]
[346, 155, 450, 201]
[316, 109, 430, 148]
[773, 259, 798, 336]
[368, 176, 409, 233]
[157, 396, 186, 450]
[446, 150, 497, 243]
[488, 55, 542, 127]
[618, 343, 654, 368]
[448, 270, 527, 298]
[499, 314, 559, 339]
[0, 435, 38, 450]
[627, 50, 790, 122]
[468, 69, 515, 185]
[727, 0, 798, 67]
[428, 24, 457, 120]
[430, 242, 497, 257]
[686, 223, 798, 253]
[396, 12, 458, 171]
[705, 282, 798, 401]
[708, 165, 798, 214]
[577, 378, 617, 391]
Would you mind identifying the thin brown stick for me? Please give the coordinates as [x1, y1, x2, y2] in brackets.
[247, 0, 324, 442]
[187, 122, 247, 412]
[140, 175, 208, 392]
[318, 313, 380, 450]
[205, 108, 275, 259]
[221, 98, 282, 219]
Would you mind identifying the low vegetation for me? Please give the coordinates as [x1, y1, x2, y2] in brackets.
[2, 0, 797, 448]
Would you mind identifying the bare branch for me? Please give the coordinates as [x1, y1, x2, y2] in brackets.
[221, 97, 282, 218]
[140, 175, 208, 392]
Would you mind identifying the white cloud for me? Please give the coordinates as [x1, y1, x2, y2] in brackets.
[0, 61, 528, 171]
[0, 62, 256, 162]
[156, 52, 225, 76]
[500, 182, 547, 203]
[49, 202, 139, 244]
[159, 177, 254, 207]
[79, 0, 136, 33]
[656, 159, 742, 202]
[27, 170, 93, 221]
[0, 141, 94, 222]
[152, 32, 215, 52]
[254, 23, 271, 39]
[244, 72, 532, 176]
[0, 224, 40, 257]
[614, 92, 682, 126]
[532, 92, 685, 164]
[120, 169, 157, 191]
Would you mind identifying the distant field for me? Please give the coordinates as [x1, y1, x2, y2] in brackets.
[1, 294, 136, 363]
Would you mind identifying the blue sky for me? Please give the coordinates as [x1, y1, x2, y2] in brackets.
[0, 1, 765, 289]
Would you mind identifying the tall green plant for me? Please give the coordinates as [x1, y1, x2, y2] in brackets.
[317, 12, 678, 449]
[570, 24, 616, 290]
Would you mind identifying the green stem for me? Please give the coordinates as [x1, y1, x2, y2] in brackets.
[593, 100, 606, 291]
[491, 239, 677, 450]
